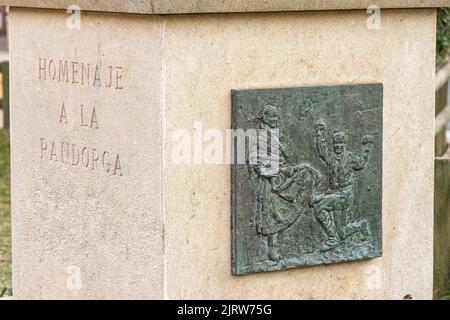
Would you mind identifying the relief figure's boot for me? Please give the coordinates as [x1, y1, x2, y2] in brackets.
[336, 218, 370, 242]
[268, 233, 281, 261]
[315, 209, 340, 251]
[357, 220, 370, 242]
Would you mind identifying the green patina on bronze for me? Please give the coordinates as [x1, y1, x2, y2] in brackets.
[231, 83, 383, 275]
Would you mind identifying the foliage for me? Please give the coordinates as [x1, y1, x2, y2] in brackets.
[0, 129, 11, 297]
[437, 8, 450, 69]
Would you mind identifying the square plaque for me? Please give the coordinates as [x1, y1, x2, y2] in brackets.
[231, 84, 383, 275]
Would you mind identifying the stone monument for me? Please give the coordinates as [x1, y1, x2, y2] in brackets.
[1, 1, 444, 299]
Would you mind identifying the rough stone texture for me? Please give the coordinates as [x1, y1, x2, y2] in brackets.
[162, 9, 435, 300]
[9, 8, 164, 299]
[9, 7, 435, 299]
[0, 0, 449, 15]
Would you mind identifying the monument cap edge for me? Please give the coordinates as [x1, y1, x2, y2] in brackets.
[1, 0, 449, 15]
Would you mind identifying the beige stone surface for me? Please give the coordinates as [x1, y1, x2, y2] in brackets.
[9, 8, 164, 299]
[0, 0, 449, 15]
[9, 7, 436, 299]
[162, 9, 435, 299]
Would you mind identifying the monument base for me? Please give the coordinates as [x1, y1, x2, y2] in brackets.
[8, 5, 436, 299]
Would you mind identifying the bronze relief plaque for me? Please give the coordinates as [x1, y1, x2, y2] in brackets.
[231, 84, 383, 275]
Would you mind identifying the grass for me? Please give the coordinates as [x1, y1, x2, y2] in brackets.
[0, 129, 11, 297]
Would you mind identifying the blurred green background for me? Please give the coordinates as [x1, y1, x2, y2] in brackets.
[0, 129, 11, 297]
[437, 8, 450, 68]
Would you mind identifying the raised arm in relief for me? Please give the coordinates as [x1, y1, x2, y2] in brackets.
[314, 119, 331, 165]
[351, 134, 374, 171]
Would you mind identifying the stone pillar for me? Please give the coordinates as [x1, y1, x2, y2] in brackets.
[5, 1, 441, 299]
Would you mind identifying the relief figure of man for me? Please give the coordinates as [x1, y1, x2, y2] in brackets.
[311, 119, 373, 250]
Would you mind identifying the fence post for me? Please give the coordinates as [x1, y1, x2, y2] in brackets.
[434, 158, 450, 299]
[434, 70, 450, 299]
[436, 81, 448, 156]
[1, 62, 9, 130]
